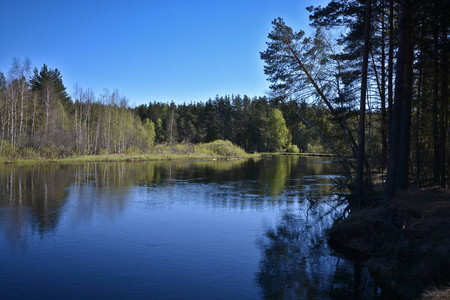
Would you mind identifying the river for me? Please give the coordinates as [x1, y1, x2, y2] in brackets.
[0, 156, 384, 299]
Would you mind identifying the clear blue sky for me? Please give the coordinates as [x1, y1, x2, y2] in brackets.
[0, 0, 329, 106]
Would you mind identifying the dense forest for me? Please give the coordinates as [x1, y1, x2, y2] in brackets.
[0, 62, 336, 157]
[1, 0, 449, 200]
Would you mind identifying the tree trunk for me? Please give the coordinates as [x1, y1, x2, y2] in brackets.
[396, 17, 413, 190]
[433, 27, 440, 183]
[381, 2, 388, 171]
[385, 0, 413, 198]
[439, 6, 448, 187]
[19, 83, 24, 135]
[415, 48, 422, 183]
[32, 93, 37, 134]
[355, 0, 372, 207]
[387, 0, 395, 137]
[286, 43, 358, 158]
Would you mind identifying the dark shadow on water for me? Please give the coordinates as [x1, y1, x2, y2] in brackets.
[255, 208, 396, 299]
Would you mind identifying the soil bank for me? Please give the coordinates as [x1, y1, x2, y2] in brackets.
[327, 187, 450, 299]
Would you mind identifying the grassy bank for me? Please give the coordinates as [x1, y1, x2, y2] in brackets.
[1, 140, 334, 164]
[0, 140, 256, 164]
[327, 187, 450, 299]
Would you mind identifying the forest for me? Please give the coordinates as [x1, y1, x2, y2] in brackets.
[0, 0, 449, 199]
[0, 62, 340, 158]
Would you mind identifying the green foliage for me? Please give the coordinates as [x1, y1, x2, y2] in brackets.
[38, 146, 59, 159]
[20, 147, 38, 158]
[30, 64, 71, 110]
[150, 140, 247, 158]
[260, 17, 361, 158]
[57, 100, 70, 131]
[123, 146, 143, 154]
[0, 140, 19, 159]
[193, 140, 248, 157]
[155, 118, 164, 143]
[143, 118, 156, 150]
[267, 108, 290, 151]
[152, 143, 193, 156]
[307, 143, 325, 154]
[286, 144, 300, 153]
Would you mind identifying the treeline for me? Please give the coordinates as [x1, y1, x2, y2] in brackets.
[260, 0, 449, 198]
[0, 60, 339, 158]
[0, 61, 156, 158]
[134, 96, 342, 153]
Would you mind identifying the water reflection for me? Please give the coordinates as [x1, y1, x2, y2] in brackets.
[1, 156, 333, 203]
[0, 157, 340, 249]
[0, 156, 359, 300]
[256, 199, 388, 300]
[0, 165, 71, 252]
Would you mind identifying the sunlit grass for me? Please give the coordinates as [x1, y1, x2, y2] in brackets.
[0, 140, 256, 164]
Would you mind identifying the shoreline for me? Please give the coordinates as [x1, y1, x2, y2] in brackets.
[0, 152, 335, 165]
[0, 153, 256, 165]
[327, 187, 450, 299]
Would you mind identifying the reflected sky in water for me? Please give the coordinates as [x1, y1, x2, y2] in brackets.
[0, 156, 382, 299]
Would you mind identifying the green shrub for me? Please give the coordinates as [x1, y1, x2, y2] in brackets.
[194, 140, 247, 157]
[150, 142, 195, 156]
[286, 144, 300, 153]
[0, 140, 19, 159]
[152, 144, 171, 155]
[307, 143, 324, 154]
[171, 142, 194, 155]
[20, 147, 38, 158]
[124, 146, 143, 154]
[39, 146, 57, 159]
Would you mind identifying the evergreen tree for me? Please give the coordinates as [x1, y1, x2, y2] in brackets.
[30, 64, 72, 111]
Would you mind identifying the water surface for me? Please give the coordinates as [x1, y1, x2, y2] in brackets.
[0, 156, 379, 299]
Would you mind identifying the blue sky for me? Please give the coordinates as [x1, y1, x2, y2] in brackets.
[0, 0, 329, 106]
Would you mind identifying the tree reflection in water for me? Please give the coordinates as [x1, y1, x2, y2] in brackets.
[0, 164, 71, 252]
[256, 197, 386, 300]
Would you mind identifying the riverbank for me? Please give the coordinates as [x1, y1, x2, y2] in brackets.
[0, 152, 328, 164]
[327, 186, 450, 299]
[0, 140, 333, 164]
[0, 140, 259, 164]
[1, 153, 254, 164]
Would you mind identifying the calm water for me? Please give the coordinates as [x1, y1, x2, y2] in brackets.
[0, 156, 381, 299]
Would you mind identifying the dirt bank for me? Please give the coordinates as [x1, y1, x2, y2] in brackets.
[327, 186, 450, 299]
